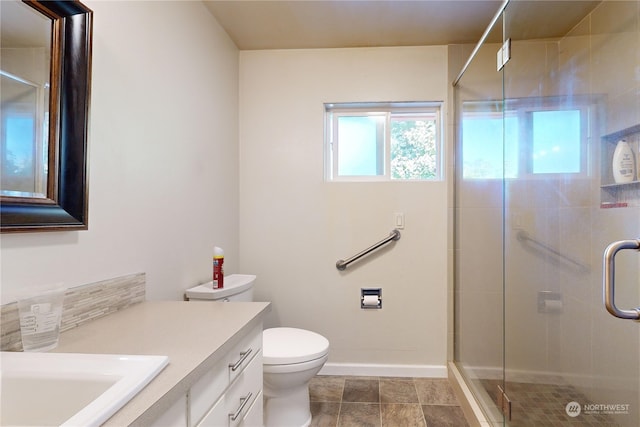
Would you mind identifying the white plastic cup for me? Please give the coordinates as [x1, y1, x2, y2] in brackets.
[17, 288, 65, 352]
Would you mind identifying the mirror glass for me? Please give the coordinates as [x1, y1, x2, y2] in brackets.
[1, 0, 52, 199]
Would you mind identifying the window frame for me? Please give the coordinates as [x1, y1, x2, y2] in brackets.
[324, 102, 443, 182]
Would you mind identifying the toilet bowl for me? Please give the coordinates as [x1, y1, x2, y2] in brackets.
[185, 275, 330, 427]
[262, 327, 329, 427]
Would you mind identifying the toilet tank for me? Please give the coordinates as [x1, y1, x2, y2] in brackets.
[185, 274, 256, 302]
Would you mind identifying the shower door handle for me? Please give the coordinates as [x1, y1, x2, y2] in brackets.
[603, 239, 640, 320]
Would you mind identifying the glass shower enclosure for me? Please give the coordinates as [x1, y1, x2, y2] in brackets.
[454, 1, 640, 426]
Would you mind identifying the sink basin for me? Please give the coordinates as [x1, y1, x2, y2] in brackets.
[1, 351, 169, 427]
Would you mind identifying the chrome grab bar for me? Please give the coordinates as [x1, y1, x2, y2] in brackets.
[336, 229, 401, 271]
[516, 230, 589, 272]
[603, 239, 640, 321]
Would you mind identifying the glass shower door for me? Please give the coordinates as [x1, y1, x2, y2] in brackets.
[501, 1, 640, 426]
[453, 11, 506, 425]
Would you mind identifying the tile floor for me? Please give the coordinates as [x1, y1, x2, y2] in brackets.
[308, 376, 469, 427]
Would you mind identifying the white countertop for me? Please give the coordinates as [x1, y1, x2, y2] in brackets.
[53, 300, 271, 426]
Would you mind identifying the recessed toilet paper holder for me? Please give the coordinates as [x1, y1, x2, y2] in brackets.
[361, 288, 382, 309]
[537, 291, 562, 313]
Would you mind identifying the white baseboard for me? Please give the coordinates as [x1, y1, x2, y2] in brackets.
[318, 362, 447, 378]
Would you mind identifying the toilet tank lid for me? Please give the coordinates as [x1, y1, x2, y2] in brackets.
[263, 327, 329, 365]
[184, 274, 256, 300]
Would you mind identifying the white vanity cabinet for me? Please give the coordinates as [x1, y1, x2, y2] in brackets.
[150, 395, 188, 427]
[52, 301, 271, 427]
[189, 324, 263, 427]
[150, 324, 263, 427]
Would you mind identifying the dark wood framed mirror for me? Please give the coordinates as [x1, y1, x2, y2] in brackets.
[1, 0, 92, 233]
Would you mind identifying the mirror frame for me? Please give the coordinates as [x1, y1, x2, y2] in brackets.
[1, 0, 92, 233]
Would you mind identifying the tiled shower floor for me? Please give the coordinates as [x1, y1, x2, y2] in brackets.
[308, 375, 469, 427]
[481, 379, 621, 427]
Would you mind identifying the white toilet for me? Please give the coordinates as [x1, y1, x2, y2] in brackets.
[185, 274, 329, 427]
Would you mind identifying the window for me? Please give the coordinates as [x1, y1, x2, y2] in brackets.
[325, 102, 443, 181]
[462, 98, 589, 180]
[531, 109, 581, 174]
[462, 109, 519, 179]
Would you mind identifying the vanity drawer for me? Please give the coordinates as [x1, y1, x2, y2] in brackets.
[228, 325, 262, 384]
[239, 390, 263, 427]
[190, 325, 262, 425]
[197, 349, 263, 427]
[226, 349, 263, 427]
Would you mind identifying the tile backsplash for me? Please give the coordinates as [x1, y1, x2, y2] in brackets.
[1, 273, 145, 351]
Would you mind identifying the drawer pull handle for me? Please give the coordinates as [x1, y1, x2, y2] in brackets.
[229, 392, 253, 421]
[229, 348, 253, 372]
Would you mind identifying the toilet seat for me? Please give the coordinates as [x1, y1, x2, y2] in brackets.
[263, 327, 329, 365]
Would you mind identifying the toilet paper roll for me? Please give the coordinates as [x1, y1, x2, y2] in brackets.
[545, 300, 563, 311]
[362, 295, 380, 307]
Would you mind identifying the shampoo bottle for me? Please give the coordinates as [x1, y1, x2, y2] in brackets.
[213, 246, 224, 289]
[612, 139, 635, 183]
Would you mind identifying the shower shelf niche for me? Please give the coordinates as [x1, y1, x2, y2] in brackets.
[600, 124, 640, 208]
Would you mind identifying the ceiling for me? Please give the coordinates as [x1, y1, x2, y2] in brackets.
[203, 0, 601, 50]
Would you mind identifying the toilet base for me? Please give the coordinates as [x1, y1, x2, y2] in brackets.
[263, 384, 312, 427]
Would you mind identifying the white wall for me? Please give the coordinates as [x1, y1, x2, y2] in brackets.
[2, 6, 453, 374]
[1, 1, 239, 302]
[238, 47, 449, 371]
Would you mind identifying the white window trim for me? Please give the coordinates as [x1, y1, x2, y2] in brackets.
[324, 102, 443, 182]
